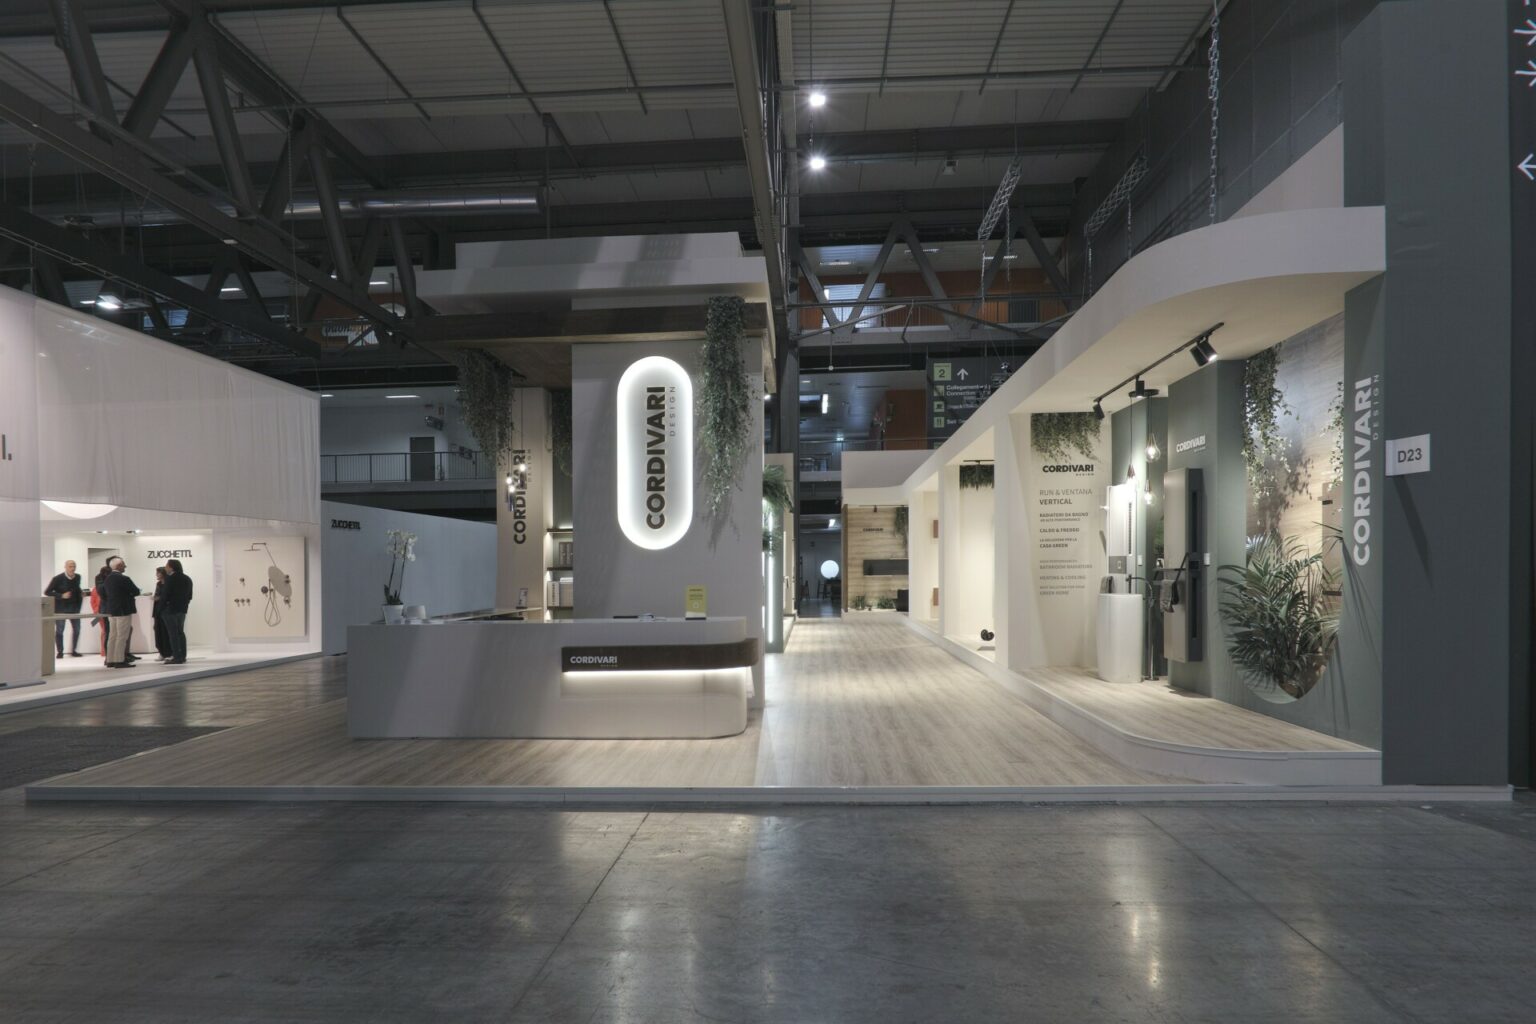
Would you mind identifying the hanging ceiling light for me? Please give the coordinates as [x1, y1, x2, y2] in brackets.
[1127, 378, 1160, 401]
[808, 154, 827, 171]
[1145, 434, 1162, 461]
[808, 89, 827, 107]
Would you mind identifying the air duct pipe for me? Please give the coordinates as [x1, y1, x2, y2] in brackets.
[46, 189, 541, 228]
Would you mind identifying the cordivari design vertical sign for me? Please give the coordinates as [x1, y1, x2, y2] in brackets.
[616, 355, 693, 550]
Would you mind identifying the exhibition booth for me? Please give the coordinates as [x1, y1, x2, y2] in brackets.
[0, 284, 322, 707]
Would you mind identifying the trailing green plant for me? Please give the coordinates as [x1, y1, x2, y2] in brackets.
[875, 596, 895, 610]
[1326, 380, 1345, 491]
[1218, 532, 1339, 703]
[851, 594, 870, 611]
[1243, 345, 1305, 535]
[698, 296, 753, 518]
[1030, 412, 1100, 463]
[892, 505, 908, 543]
[548, 389, 573, 477]
[958, 463, 994, 490]
[458, 350, 518, 461]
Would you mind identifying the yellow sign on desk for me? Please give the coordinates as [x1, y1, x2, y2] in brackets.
[685, 585, 707, 619]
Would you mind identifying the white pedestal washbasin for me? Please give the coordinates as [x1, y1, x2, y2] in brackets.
[1096, 592, 1145, 683]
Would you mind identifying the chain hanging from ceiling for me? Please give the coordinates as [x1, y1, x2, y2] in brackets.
[1207, 0, 1222, 224]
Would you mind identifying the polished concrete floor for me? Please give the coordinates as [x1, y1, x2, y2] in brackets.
[4, 658, 1536, 1020]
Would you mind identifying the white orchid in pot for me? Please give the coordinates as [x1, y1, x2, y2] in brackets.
[382, 529, 417, 623]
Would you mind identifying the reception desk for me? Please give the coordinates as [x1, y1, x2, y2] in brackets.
[347, 615, 755, 739]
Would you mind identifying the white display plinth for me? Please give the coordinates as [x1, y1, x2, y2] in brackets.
[347, 615, 754, 739]
[1095, 593, 1145, 684]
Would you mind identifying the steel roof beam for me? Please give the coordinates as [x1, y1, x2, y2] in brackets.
[0, 199, 320, 357]
[599, 0, 647, 114]
[188, 14, 256, 211]
[47, 0, 116, 123]
[121, 17, 194, 137]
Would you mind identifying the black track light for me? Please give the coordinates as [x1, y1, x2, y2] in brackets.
[1127, 378, 1160, 400]
[1092, 399, 1105, 421]
[1190, 334, 1220, 367]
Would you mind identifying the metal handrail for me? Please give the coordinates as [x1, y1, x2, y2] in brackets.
[320, 449, 494, 484]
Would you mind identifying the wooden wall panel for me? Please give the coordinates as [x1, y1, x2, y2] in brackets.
[845, 505, 909, 607]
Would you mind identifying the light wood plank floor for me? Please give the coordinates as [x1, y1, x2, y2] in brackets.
[34, 619, 1179, 790]
[1020, 667, 1373, 753]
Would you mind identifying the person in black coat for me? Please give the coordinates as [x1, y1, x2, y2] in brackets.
[161, 558, 193, 665]
[99, 558, 142, 668]
[44, 559, 84, 657]
[151, 567, 172, 661]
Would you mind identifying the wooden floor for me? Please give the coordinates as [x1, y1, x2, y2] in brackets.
[1020, 666, 1372, 753]
[32, 618, 1182, 791]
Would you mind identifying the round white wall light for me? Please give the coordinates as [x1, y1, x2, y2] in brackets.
[820, 559, 839, 580]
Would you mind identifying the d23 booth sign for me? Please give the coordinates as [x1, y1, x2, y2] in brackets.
[616, 356, 693, 550]
[225, 536, 307, 639]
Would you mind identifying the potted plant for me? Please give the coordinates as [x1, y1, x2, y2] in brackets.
[1218, 533, 1339, 703]
[382, 529, 417, 624]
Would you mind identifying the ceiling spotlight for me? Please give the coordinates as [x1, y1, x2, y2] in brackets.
[1190, 335, 1220, 367]
[808, 154, 827, 171]
[821, 393, 829, 415]
[320, 393, 334, 398]
[1145, 435, 1162, 461]
[517, 462, 528, 473]
[808, 90, 827, 108]
[1127, 378, 1160, 401]
[1092, 399, 1105, 421]
[95, 294, 122, 311]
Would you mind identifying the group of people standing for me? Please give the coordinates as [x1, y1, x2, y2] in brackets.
[44, 558, 193, 668]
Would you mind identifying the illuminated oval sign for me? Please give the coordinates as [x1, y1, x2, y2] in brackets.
[617, 355, 693, 550]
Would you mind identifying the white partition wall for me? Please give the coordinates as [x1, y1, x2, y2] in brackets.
[0, 288, 41, 687]
[321, 501, 495, 654]
[907, 487, 939, 626]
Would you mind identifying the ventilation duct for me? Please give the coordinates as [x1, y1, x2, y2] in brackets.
[49, 189, 541, 228]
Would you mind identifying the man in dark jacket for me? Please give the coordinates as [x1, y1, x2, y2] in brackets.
[44, 559, 84, 658]
[99, 558, 141, 668]
[162, 558, 193, 665]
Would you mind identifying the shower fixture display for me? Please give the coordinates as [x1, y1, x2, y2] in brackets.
[225, 536, 308, 640]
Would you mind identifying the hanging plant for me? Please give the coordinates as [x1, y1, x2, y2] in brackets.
[458, 350, 518, 462]
[958, 463, 994, 490]
[892, 505, 908, 542]
[697, 295, 753, 518]
[1243, 345, 1301, 534]
[1326, 379, 1345, 491]
[1031, 412, 1100, 463]
[1218, 532, 1339, 703]
[548, 389, 573, 476]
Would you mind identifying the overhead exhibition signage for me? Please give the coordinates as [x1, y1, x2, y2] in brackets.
[616, 355, 693, 550]
[927, 356, 1017, 442]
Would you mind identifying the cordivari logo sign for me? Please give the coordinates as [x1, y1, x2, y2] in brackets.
[616, 355, 693, 550]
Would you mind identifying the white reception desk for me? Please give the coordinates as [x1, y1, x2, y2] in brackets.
[347, 614, 755, 739]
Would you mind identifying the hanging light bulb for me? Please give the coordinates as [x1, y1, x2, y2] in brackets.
[1145, 434, 1162, 461]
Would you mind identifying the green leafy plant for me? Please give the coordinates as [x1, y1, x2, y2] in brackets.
[958, 463, 994, 490]
[1244, 345, 1306, 534]
[851, 594, 870, 611]
[1218, 532, 1339, 703]
[762, 463, 792, 519]
[548, 389, 573, 477]
[892, 505, 908, 542]
[458, 350, 518, 461]
[875, 596, 895, 610]
[1031, 412, 1100, 463]
[1326, 380, 1344, 491]
[698, 296, 753, 518]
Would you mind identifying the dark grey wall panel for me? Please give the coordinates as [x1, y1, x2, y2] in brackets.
[1068, 0, 1378, 296]
[1345, 0, 1514, 785]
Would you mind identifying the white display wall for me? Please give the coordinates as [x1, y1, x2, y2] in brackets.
[224, 536, 308, 640]
[321, 500, 495, 654]
[1, 283, 322, 686]
[940, 465, 996, 644]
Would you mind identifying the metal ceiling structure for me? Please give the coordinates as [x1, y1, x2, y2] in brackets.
[0, 0, 1216, 391]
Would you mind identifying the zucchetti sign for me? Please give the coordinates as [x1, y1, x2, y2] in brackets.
[616, 355, 693, 550]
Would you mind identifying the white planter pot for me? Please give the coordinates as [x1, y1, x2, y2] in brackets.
[382, 604, 404, 625]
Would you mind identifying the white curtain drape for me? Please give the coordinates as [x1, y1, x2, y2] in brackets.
[33, 301, 319, 524]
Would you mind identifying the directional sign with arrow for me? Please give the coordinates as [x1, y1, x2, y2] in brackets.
[927, 356, 1017, 442]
